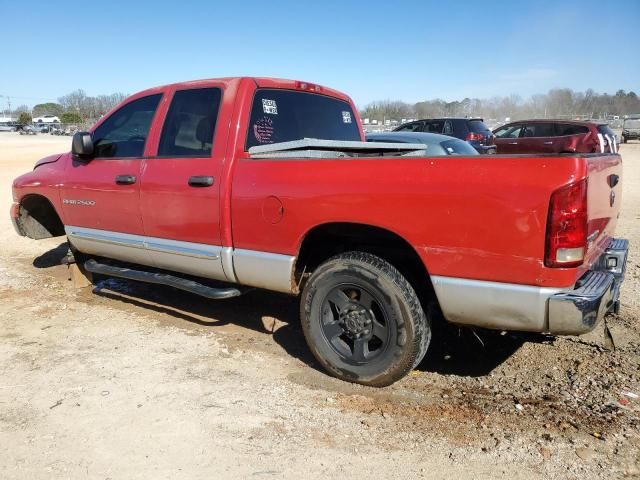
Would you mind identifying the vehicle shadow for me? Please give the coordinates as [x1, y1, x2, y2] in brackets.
[417, 321, 555, 377]
[91, 274, 316, 367]
[31, 242, 555, 380]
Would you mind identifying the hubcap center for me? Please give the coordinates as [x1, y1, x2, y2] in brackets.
[340, 306, 372, 337]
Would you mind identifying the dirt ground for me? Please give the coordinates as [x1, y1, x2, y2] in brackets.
[0, 133, 638, 479]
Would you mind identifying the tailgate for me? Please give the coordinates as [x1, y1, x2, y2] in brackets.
[584, 153, 623, 268]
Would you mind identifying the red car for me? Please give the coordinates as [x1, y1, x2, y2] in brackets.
[11, 78, 628, 386]
[493, 120, 619, 154]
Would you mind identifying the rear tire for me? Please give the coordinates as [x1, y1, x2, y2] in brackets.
[300, 251, 431, 387]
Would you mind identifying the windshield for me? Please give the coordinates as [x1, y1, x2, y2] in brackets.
[246, 89, 361, 149]
[624, 119, 640, 129]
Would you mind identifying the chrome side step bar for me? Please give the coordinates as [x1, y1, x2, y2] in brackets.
[84, 259, 242, 300]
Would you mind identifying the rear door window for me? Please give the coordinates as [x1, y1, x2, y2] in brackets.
[424, 121, 444, 133]
[522, 123, 556, 137]
[557, 124, 589, 135]
[246, 89, 360, 149]
[494, 125, 523, 138]
[395, 122, 423, 132]
[93, 94, 162, 158]
[158, 87, 222, 157]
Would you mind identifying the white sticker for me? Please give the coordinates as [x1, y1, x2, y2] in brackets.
[342, 111, 352, 123]
[262, 99, 278, 115]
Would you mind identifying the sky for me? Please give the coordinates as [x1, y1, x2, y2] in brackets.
[1, 0, 639, 109]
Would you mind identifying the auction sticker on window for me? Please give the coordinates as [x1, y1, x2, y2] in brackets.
[262, 99, 278, 115]
[342, 111, 352, 123]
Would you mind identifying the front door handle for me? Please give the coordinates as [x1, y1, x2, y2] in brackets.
[508, 142, 518, 145]
[115, 175, 136, 185]
[188, 176, 214, 187]
[544, 141, 553, 145]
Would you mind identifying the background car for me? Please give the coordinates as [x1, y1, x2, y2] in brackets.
[493, 120, 618, 154]
[33, 124, 51, 133]
[32, 114, 61, 124]
[19, 126, 37, 135]
[0, 122, 18, 132]
[622, 118, 640, 143]
[366, 131, 479, 156]
[393, 117, 496, 154]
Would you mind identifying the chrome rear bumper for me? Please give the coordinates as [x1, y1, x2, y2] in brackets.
[432, 237, 629, 335]
[548, 238, 628, 334]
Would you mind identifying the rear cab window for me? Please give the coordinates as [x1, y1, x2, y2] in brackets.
[246, 89, 360, 150]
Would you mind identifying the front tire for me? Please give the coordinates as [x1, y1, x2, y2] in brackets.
[300, 252, 430, 387]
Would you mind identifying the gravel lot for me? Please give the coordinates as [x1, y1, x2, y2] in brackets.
[1, 133, 638, 479]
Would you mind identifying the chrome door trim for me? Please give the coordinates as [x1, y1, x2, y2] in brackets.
[67, 228, 145, 249]
[65, 226, 297, 293]
[144, 240, 220, 260]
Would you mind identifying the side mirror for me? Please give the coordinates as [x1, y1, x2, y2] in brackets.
[72, 131, 94, 158]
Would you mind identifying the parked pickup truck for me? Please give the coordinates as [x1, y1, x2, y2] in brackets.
[11, 77, 629, 386]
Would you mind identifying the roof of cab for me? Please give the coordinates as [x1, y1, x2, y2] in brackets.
[128, 77, 353, 103]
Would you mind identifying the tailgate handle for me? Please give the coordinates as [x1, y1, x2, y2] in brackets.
[188, 176, 214, 187]
[115, 175, 136, 185]
[607, 174, 619, 188]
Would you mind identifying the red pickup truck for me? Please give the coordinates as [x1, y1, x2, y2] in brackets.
[11, 77, 629, 386]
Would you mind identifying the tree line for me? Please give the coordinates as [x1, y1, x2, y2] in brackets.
[11, 89, 128, 124]
[359, 89, 640, 124]
[8, 86, 640, 126]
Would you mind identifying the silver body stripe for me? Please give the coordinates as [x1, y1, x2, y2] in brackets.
[65, 226, 295, 293]
[431, 275, 566, 333]
[233, 249, 296, 294]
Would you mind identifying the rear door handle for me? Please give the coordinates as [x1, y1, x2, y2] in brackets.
[544, 141, 553, 145]
[188, 176, 214, 187]
[115, 175, 136, 185]
[508, 142, 518, 145]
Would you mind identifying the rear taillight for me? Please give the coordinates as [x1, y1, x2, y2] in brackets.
[466, 132, 483, 141]
[545, 179, 588, 268]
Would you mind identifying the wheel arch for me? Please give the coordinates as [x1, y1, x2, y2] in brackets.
[15, 194, 65, 239]
[295, 222, 436, 307]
